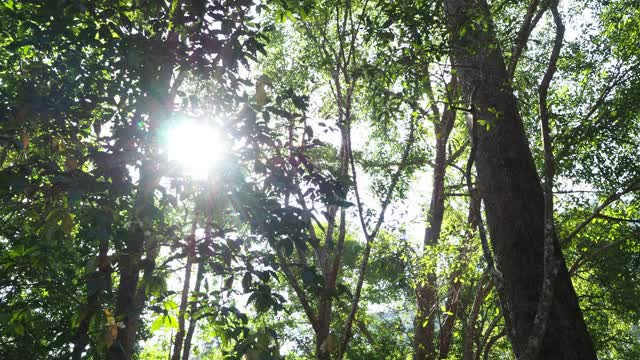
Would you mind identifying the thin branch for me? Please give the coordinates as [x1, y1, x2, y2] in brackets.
[447, 139, 469, 166]
[522, 3, 564, 358]
[337, 118, 417, 360]
[275, 249, 319, 332]
[508, 0, 550, 77]
[356, 319, 378, 350]
[579, 65, 631, 123]
[329, 209, 347, 288]
[568, 239, 625, 277]
[562, 180, 640, 245]
[462, 271, 491, 360]
[595, 214, 640, 223]
[482, 329, 507, 360]
[345, 0, 370, 72]
[476, 312, 503, 360]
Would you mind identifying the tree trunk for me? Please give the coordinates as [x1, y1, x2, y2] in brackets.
[181, 260, 205, 360]
[316, 318, 332, 360]
[107, 39, 176, 358]
[415, 101, 455, 360]
[438, 219, 476, 359]
[108, 224, 145, 359]
[172, 227, 196, 360]
[443, 0, 596, 358]
[462, 272, 491, 360]
[72, 222, 111, 359]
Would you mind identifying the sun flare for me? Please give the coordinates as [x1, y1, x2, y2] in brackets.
[166, 120, 221, 180]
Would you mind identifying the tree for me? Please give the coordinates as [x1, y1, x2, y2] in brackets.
[2, 0, 640, 359]
[444, 0, 597, 357]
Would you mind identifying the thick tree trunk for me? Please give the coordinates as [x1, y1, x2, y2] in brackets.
[443, 0, 596, 358]
[316, 321, 331, 360]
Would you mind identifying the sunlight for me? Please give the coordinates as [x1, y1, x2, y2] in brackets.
[166, 119, 222, 180]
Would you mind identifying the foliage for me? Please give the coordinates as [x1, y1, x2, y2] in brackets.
[1, 0, 639, 359]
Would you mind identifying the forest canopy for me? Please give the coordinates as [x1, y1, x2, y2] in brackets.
[1, 0, 639, 359]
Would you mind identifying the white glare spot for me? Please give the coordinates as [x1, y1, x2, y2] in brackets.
[167, 120, 221, 180]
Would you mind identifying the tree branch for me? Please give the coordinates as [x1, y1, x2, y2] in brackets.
[337, 117, 417, 360]
[462, 271, 491, 360]
[568, 239, 625, 277]
[521, 3, 564, 358]
[476, 311, 502, 360]
[508, 0, 551, 77]
[275, 249, 319, 332]
[562, 180, 640, 246]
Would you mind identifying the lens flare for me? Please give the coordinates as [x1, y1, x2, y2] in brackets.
[166, 120, 221, 180]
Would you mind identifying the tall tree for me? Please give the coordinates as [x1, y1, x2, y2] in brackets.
[443, 0, 597, 358]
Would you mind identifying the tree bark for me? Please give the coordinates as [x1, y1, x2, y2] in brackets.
[415, 95, 456, 360]
[443, 0, 597, 358]
[181, 256, 205, 360]
[172, 225, 196, 360]
[462, 272, 491, 360]
[438, 199, 477, 359]
[107, 33, 177, 359]
[72, 220, 111, 359]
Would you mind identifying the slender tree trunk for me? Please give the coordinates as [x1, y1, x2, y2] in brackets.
[316, 128, 349, 360]
[182, 205, 213, 360]
[482, 330, 506, 360]
[181, 260, 205, 360]
[415, 102, 455, 360]
[439, 184, 481, 359]
[437, 273, 461, 359]
[109, 224, 145, 359]
[172, 224, 196, 360]
[443, 0, 596, 358]
[72, 285, 97, 359]
[438, 219, 477, 358]
[462, 272, 491, 360]
[72, 222, 111, 359]
[316, 278, 334, 360]
[107, 33, 178, 359]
